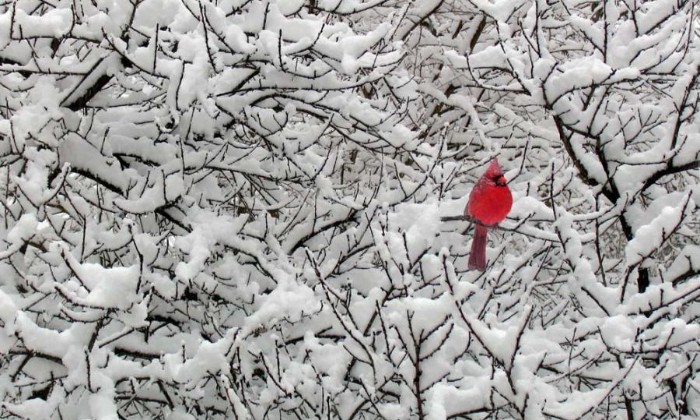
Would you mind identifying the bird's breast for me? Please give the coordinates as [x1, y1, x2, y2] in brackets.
[467, 185, 513, 226]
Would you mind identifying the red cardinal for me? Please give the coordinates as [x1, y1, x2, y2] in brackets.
[465, 159, 513, 271]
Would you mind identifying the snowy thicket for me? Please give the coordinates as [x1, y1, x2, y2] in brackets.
[0, 0, 698, 418]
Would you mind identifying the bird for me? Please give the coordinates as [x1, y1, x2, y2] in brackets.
[465, 158, 513, 271]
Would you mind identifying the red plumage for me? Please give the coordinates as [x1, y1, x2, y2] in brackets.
[465, 159, 513, 271]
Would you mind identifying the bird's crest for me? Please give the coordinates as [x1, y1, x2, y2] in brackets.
[485, 158, 504, 178]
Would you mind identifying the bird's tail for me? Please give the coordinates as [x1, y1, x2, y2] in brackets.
[468, 224, 489, 271]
